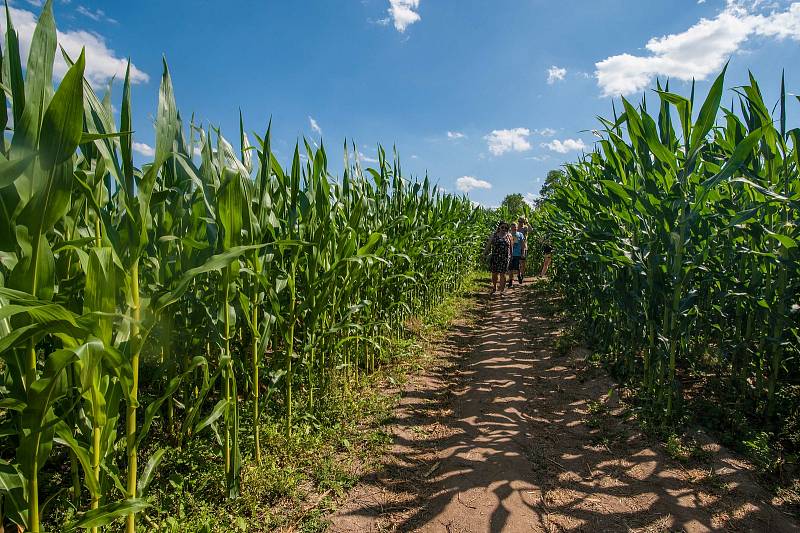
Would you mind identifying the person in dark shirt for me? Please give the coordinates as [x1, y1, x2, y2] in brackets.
[484, 221, 512, 295]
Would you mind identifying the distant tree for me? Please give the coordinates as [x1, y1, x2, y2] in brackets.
[539, 169, 566, 201]
[500, 193, 526, 218]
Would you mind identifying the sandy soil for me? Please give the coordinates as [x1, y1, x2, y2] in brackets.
[327, 279, 800, 532]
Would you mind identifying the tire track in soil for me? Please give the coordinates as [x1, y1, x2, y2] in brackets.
[328, 278, 799, 532]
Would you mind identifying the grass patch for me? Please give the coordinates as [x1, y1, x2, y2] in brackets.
[664, 433, 713, 465]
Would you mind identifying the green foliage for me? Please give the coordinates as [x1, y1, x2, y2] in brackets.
[665, 434, 712, 464]
[743, 432, 782, 474]
[500, 193, 526, 218]
[532, 69, 799, 476]
[538, 169, 566, 202]
[0, 5, 489, 532]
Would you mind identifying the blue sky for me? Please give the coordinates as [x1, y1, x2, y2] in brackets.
[5, 0, 800, 206]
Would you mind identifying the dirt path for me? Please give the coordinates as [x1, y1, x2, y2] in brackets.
[328, 279, 799, 532]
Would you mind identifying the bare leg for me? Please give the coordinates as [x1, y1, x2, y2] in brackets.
[540, 254, 552, 277]
[491, 272, 499, 293]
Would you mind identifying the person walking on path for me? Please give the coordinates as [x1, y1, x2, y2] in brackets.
[485, 221, 512, 295]
[517, 217, 529, 283]
[507, 223, 525, 288]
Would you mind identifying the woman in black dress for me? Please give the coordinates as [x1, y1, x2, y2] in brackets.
[485, 222, 512, 295]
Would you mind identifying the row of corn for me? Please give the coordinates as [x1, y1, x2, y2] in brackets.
[0, 3, 486, 531]
[534, 67, 798, 457]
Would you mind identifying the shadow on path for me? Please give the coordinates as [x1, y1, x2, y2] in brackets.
[329, 279, 800, 532]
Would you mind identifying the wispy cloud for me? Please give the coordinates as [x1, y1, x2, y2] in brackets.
[0, 6, 148, 87]
[525, 154, 551, 162]
[447, 131, 466, 140]
[547, 65, 567, 84]
[595, 0, 800, 96]
[456, 176, 492, 193]
[132, 142, 154, 157]
[534, 128, 557, 137]
[308, 116, 322, 136]
[541, 138, 586, 154]
[387, 0, 421, 32]
[484, 128, 532, 156]
[76, 5, 117, 24]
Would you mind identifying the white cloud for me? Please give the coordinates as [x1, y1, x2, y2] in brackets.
[758, 2, 800, 39]
[535, 128, 557, 137]
[455, 176, 492, 193]
[308, 116, 322, 135]
[132, 141, 154, 157]
[387, 0, 421, 32]
[447, 131, 465, 139]
[523, 192, 539, 206]
[595, 1, 800, 96]
[76, 5, 117, 24]
[547, 65, 567, 84]
[484, 128, 532, 156]
[410, 154, 419, 159]
[357, 151, 378, 163]
[541, 138, 586, 154]
[0, 6, 148, 87]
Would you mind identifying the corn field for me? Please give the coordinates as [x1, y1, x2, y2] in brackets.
[0, 3, 485, 531]
[534, 67, 799, 462]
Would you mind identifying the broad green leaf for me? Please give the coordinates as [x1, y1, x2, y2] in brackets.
[54, 422, 102, 497]
[80, 131, 132, 143]
[63, 498, 149, 531]
[4, 5, 25, 127]
[137, 448, 167, 498]
[39, 49, 85, 170]
[690, 64, 727, 150]
[11, 0, 56, 151]
[150, 244, 265, 311]
[0, 152, 36, 189]
[195, 399, 228, 434]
